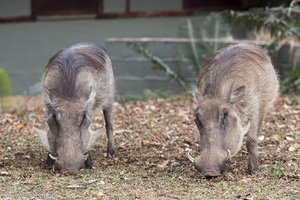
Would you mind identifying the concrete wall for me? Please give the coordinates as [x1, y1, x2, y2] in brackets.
[130, 0, 181, 12]
[0, 0, 31, 17]
[103, 0, 182, 13]
[0, 16, 204, 96]
[106, 42, 193, 96]
[104, 0, 127, 13]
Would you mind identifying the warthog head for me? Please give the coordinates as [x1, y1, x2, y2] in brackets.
[36, 89, 99, 174]
[35, 43, 115, 174]
[189, 86, 250, 178]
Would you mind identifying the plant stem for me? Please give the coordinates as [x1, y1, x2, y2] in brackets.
[128, 42, 188, 90]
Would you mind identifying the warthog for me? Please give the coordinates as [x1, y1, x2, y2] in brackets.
[188, 43, 278, 177]
[36, 43, 115, 174]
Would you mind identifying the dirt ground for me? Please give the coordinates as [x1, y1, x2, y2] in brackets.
[0, 94, 299, 199]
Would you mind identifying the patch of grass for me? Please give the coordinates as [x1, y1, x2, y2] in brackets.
[271, 165, 286, 178]
[0, 95, 300, 199]
[281, 67, 300, 93]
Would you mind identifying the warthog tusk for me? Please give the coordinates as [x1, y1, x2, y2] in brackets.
[49, 153, 58, 161]
[187, 151, 195, 163]
[84, 154, 89, 161]
[225, 149, 231, 161]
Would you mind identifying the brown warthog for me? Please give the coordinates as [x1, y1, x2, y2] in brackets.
[189, 43, 278, 177]
[36, 43, 115, 174]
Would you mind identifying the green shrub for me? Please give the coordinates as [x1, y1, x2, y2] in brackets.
[281, 66, 300, 92]
[178, 14, 231, 74]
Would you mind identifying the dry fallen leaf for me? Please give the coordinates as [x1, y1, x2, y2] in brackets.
[272, 134, 281, 141]
[0, 94, 300, 199]
[157, 160, 169, 170]
[0, 171, 10, 176]
[288, 144, 300, 152]
[142, 140, 150, 146]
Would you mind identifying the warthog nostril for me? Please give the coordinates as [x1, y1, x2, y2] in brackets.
[43, 154, 57, 169]
[84, 154, 93, 169]
[203, 170, 222, 178]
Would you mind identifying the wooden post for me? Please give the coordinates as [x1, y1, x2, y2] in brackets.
[125, 0, 130, 13]
[96, 0, 103, 18]
[31, 0, 37, 21]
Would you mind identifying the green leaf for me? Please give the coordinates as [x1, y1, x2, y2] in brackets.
[186, 19, 201, 71]
[0, 67, 12, 112]
[271, 165, 285, 178]
[0, 67, 12, 97]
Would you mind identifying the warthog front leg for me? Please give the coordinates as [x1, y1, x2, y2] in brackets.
[246, 134, 258, 175]
[246, 118, 263, 175]
[103, 106, 116, 157]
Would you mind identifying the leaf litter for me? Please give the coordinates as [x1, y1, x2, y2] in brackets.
[0, 94, 299, 199]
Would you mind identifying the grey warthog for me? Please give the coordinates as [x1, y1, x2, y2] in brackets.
[189, 43, 278, 177]
[36, 43, 115, 174]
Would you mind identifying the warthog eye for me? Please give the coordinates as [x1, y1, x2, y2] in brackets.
[221, 109, 229, 130]
[52, 113, 57, 121]
[194, 113, 205, 134]
[47, 112, 59, 128]
[80, 111, 90, 127]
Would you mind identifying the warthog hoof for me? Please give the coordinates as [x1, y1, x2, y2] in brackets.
[107, 145, 116, 157]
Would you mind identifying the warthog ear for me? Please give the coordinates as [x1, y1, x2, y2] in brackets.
[42, 86, 56, 106]
[85, 89, 96, 110]
[193, 88, 202, 104]
[34, 128, 51, 152]
[83, 127, 100, 153]
[229, 86, 245, 104]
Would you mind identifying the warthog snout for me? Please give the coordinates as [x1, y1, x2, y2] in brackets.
[45, 152, 93, 174]
[54, 154, 85, 173]
[190, 150, 229, 178]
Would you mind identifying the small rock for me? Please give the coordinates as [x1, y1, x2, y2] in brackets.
[258, 135, 265, 141]
[285, 136, 294, 142]
[99, 180, 105, 185]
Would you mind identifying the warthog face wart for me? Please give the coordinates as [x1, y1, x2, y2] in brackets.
[192, 88, 250, 177]
[37, 95, 99, 174]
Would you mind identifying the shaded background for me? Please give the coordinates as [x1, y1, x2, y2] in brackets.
[0, 0, 297, 97]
